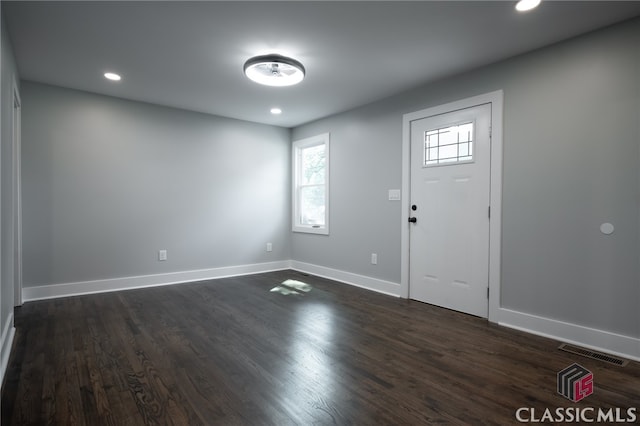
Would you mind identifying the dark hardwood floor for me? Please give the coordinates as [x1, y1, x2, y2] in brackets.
[2, 270, 639, 425]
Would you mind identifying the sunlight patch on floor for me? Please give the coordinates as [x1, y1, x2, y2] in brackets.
[269, 279, 313, 296]
[282, 279, 312, 293]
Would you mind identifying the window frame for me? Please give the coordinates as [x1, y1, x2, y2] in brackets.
[292, 133, 330, 235]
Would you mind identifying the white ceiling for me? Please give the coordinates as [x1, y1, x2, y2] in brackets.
[3, 1, 640, 128]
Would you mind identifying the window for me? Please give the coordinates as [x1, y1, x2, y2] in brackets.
[424, 121, 474, 166]
[292, 133, 329, 234]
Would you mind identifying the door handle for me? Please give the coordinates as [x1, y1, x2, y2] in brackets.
[408, 217, 417, 223]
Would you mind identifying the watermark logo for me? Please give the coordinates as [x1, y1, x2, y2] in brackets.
[557, 363, 593, 402]
[515, 363, 637, 423]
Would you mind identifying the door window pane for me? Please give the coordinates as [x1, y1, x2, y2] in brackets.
[424, 122, 474, 166]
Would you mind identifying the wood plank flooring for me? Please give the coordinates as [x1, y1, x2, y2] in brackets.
[2, 270, 639, 425]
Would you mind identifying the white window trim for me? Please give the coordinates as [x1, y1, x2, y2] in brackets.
[292, 133, 330, 235]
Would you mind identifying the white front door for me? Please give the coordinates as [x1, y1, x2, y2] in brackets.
[409, 103, 491, 317]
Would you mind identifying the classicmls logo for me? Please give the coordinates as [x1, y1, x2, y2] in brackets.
[516, 363, 637, 422]
[557, 363, 593, 402]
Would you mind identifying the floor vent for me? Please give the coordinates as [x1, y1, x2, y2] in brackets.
[558, 343, 628, 367]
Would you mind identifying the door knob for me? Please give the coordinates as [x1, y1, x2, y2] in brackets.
[408, 217, 417, 223]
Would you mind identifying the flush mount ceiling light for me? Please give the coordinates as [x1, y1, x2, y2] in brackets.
[270, 107, 283, 115]
[515, 0, 541, 12]
[244, 54, 305, 87]
[104, 72, 121, 81]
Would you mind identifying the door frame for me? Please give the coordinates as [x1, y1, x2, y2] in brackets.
[12, 79, 22, 307]
[400, 91, 503, 323]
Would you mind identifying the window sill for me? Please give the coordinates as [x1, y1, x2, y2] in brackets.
[292, 226, 329, 235]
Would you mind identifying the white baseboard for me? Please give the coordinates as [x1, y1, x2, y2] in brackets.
[20, 261, 639, 363]
[290, 260, 401, 297]
[1, 312, 16, 385]
[22, 260, 292, 302]
[499, 308, 640, 362]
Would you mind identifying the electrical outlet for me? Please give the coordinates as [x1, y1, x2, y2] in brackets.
[371, 253, 378, 265]
[158, 250, 167, 261]
[266, 243, 273, 252]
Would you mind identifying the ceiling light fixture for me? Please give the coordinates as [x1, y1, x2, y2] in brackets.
[104, 72, 121, 81]
[515, 0, 541, 12]
[270, 107, 283, 115]
[244, 54, 305, 87]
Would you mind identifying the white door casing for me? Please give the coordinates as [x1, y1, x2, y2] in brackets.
[13, 81, 22, 307]
[409, 104, 491, 317]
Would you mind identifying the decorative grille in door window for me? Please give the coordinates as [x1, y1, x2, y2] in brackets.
[424, 122, 474, 166]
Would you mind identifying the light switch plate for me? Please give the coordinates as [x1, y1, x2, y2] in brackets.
[388, 189, 401, 201]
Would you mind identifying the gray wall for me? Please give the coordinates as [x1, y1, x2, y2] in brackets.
[292, 18, 640, 339]
[1, 13, 19, 346]
[22, 82, 291, 287]
[14, 15, 640, 345]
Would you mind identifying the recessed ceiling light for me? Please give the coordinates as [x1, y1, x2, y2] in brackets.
[515, 0, 541, 12]
[104, 72, 121, 81]
[244, 54, 305, 87]
[270, 107, 282, 115]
